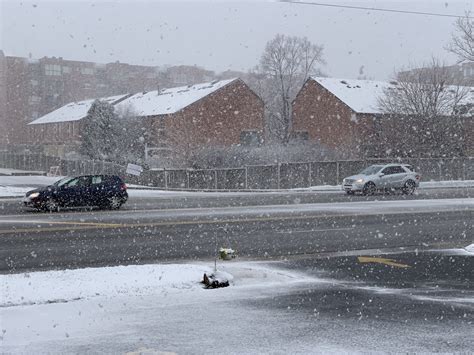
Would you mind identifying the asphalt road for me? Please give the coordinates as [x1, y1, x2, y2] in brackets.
[0, 194, 472, 272]
[247, 249, 474, 352]
[0, 186, 473, 214]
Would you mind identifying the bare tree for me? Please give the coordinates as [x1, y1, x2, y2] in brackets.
[447, 11, 474, 62]
[378, 59, 470, 117]
[376, 59, 471, 157]
[257, 34, 324, 142]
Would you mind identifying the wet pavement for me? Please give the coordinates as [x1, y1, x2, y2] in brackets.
[243, 248, 474, 352]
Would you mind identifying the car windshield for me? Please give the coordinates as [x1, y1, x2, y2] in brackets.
[359, 165, 384, 175]
[53, 177, 74, 187]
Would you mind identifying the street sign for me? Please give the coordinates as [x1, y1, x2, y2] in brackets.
[126, 163, 143, 176]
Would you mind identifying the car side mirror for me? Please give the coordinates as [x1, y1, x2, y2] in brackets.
[379, 173, 385, 177]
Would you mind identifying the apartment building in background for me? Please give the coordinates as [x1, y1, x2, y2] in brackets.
[0, 50, 220, 147]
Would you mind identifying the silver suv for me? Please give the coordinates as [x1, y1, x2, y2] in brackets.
[342, 164, 421, 195]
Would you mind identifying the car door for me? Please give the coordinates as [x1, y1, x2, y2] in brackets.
[391, 165, 408, 188]
[89, 175, 106, 206]
[60, 177, 81, 206]
[66, 176, 91, 207]
[379, 167, 396, 188]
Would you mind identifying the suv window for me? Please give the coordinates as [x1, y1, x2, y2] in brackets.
[382, 166, 406, 175]
[65, 178, 79, 187]
[382, 167, 395, 175]
[76, 176, 91, 187]
[392, 166, 406, 174]
[92, 176, 103, 185]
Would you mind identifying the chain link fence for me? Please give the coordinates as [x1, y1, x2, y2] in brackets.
[0, 151, 473, 190]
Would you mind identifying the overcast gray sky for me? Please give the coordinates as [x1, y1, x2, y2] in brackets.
[1, 0, 472, 80]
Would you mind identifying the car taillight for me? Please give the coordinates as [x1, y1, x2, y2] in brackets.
[120, 183, 127, 191]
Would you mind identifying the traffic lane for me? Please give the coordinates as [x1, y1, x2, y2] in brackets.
[0, 196, 472, 229]
[0, 186, 473, 215]
[243, 250, 473, 352]
[0, 209, 471, 272]
[283, 250, 474, 290]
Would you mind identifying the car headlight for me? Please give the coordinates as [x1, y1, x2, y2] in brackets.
[355, 178, 364, 183]
[29, 192, 40, 199]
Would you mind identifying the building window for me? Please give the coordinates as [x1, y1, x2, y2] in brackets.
[30, 79, 39, 86]
[240, 130, 261, 146]
[28, 96, 41, 105]
[45, 64, 61, 76]
[62, 66, 71, 74]
[291, 131, 309, 141]
[81, 67, 94, 75]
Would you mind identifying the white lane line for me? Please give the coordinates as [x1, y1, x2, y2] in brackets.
[277, 227, 354, 234]
[0, 219, 46, 224]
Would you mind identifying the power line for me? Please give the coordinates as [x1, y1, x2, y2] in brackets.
[279, 1, 473, 19]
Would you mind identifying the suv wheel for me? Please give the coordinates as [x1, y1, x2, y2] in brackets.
[108, 196, 122, 210]
[403, 180, 416, 195]
[363, 182, 376, 196]
[44, 198, 59, 212]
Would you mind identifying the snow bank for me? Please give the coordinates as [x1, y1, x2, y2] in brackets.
[0, 175, 60, 186]
[0, 175, 62, 197]
[0, 262, 317, 307]
[0, 186, 35, 197]
[464, 243, 474, 254]
[0, 168, 45, 176]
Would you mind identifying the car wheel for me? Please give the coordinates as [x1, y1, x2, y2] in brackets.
[346, 191, 354, 195]
[44, 198, 59, 212]
[363, 182, 376, 196]
[107, 196, 122, 210]
[403, 180, 416, 195]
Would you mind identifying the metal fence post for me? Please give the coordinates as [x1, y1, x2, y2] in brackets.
[438, 160, 442, 181]
[462, 158, 466, 180]
[214, 170, 218, 190]
[308, 162, 312, 187]
[164, 168, 168, 190]
[277, 163, 281, 190]
[336, 161, 340, 184]
[245, 166, 248, 189]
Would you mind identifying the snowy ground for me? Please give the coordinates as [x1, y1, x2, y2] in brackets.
[0, 168, 46, 176]
[1, 173, 474, 198]
[2, 254, 473, 354]
[0, 175, 60, 197]
[1, 261, 347, 354]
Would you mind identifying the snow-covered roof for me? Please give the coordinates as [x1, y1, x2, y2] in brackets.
[114, 78, 238, 117]
[29, 94, 129, 125]
[311, 77, 389, 114]
[311, 77, 474, 115]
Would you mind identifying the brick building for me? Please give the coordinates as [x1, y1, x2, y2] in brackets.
[292, 77, 473, 157]
[29, 78, 264, 157]
[0, 51, 161, 146]
[0, 51, 248, 148]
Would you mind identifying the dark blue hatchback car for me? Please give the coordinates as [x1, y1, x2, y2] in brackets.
[23, 174, 128, 211]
